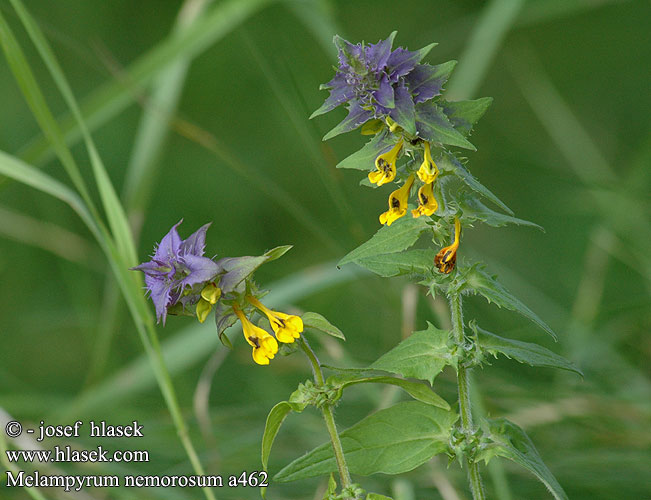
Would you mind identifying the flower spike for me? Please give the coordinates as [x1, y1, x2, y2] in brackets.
[435, 217, 461, 274]
[417, 142, 439, 184]
[233, 305, 278, 365]
[379, 175, 415, 226]
[247, 296, 303, 343]
[369, 139, 403, 186]
[412, 182, 438, 218]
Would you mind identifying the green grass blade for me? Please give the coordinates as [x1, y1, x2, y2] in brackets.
[0, 150, 98, 242]
[10, 0, 137, 264]
[18, 0, 274, 168]
[0, 9, 95, 213]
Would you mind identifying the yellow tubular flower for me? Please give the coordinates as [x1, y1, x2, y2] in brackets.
[369, 139, 404, 186]
[435, 218, 461, 274]
[247, 296, 303, 343]
[195, 283, 222, 323]
[233, 306, 278, 365]
[411, 182, 438, 218]
[379, 175, 415, 226]
[417, 142, 439, 184]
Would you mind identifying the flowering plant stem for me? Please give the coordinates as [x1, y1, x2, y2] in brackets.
[299, 338, 354, 495]
[450, 293, 486, 500]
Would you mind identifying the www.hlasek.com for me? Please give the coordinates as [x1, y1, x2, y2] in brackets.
[3, 419, 268, 492]
[6, 446, 149, 463]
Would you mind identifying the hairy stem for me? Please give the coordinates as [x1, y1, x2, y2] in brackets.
[450, 293, 486, 500]
[300, 338, 353, 494]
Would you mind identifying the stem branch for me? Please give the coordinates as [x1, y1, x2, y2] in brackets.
[450, 293, 486, 500]
[299, 338, 353, 494]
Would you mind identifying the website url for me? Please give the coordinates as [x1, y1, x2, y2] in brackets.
[6, 446, 149, 463]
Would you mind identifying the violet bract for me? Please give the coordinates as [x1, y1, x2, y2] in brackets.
[312, 32, 443, 139]
[131, 220, 221, 324]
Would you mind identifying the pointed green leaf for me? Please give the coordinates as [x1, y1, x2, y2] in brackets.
[339, 217, 431, 267]
[302, 312, 345, 340]
[264, 245, 293, 262]
[219, 255, 268, 293]
[439, 153, 513, 214]
[460, 195, 542, 230]
[262, 400, 305, 472]
[474, 325, 582, 376]
[464, 266, 557, 340]
[479, 418, 569, 500]
[323, 474, 337, 499]
[355, 249, 437, 277]
[219, 246, 289, 293]
[370, 323, 454, 384]
[440, 97, 493, 137]
[337, 130, 394, 171]
[274, 402, 457, 481]
[415, 101, 476, 150]
[323, 104, 374, 140]
[326, 369, 449, 409]
[416, 41, 437, 60]
[367, 494, 393, 500]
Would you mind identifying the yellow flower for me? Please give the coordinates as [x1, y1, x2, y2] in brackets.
[411, 182, 438, 218]
[379, 175, 415, 226]
[195, 283, 221, 323]
[233, 305, 278, 365]
[247, 296, 303, 343]
[416, 142, 439, 184]
[368, 139, 403, 186]
[435, 218, 461, 274]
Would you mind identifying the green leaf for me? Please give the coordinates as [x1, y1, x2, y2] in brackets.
[367, 494, 393, 500]
[416, 42, 437, 60]
[464, 266, 557, 340]
[264, 245, 293, 262]
[474, 324, 582, 376]
[274, 401, 457, 482]
[339, 217, 431, 267]
[261, 401, 305, 471]
[220, 246, 290, 293]
[355, 249, 436, 277]
[323, 474, 337, 499]
[479, 418, 569, 500]
[326, 369, 449, 409]
[438, 153, 513, 215]
[302, 312, 345, 340]
[337, 130, 394, 171]
[415, 101, 476, 150]
[370, 322, 454, 384]
[323, 104, 373, 140]
[459, 195, 542, 230]
[440, 97, 493, 137]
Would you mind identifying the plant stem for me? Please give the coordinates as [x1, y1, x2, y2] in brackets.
[450, 293, 486, 500]
[299, 338, 353, 494]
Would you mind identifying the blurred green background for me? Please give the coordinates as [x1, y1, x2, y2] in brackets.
[0, 0, 649, 499]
